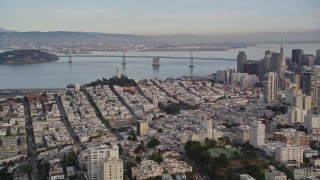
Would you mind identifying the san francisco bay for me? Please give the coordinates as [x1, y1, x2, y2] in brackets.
[1, 43, 319, 89]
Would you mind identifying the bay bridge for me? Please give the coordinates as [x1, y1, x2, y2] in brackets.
[58, 50, 238, 67]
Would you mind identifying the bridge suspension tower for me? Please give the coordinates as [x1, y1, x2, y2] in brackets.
[68, 48, 72, 63]
[189, 51, 194, 67]
[121, 51, 126, 65]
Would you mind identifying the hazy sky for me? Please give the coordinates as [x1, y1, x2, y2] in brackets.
[0, 0, 319, 35]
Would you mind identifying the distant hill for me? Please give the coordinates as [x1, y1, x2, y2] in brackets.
[0, 28, 17, 33]
[0, 49, 59, 64]
[0, 29, 319, 45]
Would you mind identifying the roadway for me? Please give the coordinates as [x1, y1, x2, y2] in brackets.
[57, 55, 237, 61]
[23, 97, 39, 180]
[55, 95, 85, 150]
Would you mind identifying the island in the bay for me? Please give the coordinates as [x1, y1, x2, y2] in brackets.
[0, 49, 59, 64]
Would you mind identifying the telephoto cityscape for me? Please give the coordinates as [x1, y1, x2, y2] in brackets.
[0, 0, 320, 180]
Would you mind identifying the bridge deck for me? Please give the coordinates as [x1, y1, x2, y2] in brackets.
[57, 55, 237, 61]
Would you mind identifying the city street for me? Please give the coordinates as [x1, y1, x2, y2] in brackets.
[24, 97, 39, 180]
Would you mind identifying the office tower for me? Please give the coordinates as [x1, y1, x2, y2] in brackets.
[271, 53, 280, 72]
[302, 54, 315, 67]
[237, 51, 247, 73]
[284, 71, 300, 89]
[243, 61, 258, 75]
[285, 79, 297, 104]
[301, 66, 320, 113]
[137, 120, 148, 136]
[278, 37, 287, 89]
[263, 72, 278, 103]
[264, 50, 273, 73]
[257, 60, 265, 80]
[249, 120, 265, 148]
[87, 145, 120, 180]
[102, 157, 123, 180]
[291, 49, 304, 67]
[315, 49, 320, 65]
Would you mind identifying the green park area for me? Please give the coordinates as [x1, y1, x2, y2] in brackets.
[208, 147, 241, 159]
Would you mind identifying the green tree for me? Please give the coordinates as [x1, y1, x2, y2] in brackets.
[205, 139, 217, 148]
[150, 152, 163, 163]
[147, 138, 160, 148]
[20, 163, 32, 174]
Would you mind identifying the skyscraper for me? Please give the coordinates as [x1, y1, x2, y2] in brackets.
[291, 49, 304, 67]
[315, 49, 320, 65]
[278, 37, 287, 89]
[263, 72, 278, 103]
[237, 51, 247, 73]
[301, 66, 320, 113]
[271, 53, 280, 72]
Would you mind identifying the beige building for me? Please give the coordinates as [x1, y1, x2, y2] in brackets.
[137, 120, 148, 136]
[263, 72, 278, 103]
[87, 145, 120, 180]
[102, 157, 123, 180]
[212, 128, 222, 141]
[275, 145, 304, 164]
[265, 166, 287, 180]
[249, 120, 265, 148]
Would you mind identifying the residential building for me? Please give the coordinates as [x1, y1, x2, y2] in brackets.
[87, 145, 119, 180]
[102, 157, 123, 180]
[275, 145, 304, 164]
[137, 120, 148, 136]
[265, 166, 287, 180]
[249, 120, 265, 148]
[304, 114, 320, 133]
[235, 124, 250, 145]
[263, 72, 278, 103]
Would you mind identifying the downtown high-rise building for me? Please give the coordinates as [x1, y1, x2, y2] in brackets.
[292, 49, 304, 68]
[301, 66, 320, 113]
[237, 51, 247, 73]
[263, 72, 278, 103]
[278, 37, 287, 89]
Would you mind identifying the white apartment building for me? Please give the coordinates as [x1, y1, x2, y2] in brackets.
[103, 157, 123, 180]
[249, 120, 265, 148]
[263, 72, 278, 103]
[265, 166, 287, 180]
[87, 144, 120, 180]
[275, 145, 304, 164]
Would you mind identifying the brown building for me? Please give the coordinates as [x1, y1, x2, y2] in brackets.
[273, 129, 309, 146]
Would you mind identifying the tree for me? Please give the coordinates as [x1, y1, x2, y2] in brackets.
[135, 156, 142, 163]
[147, 138, 160, 148]
[150, 152, 163, 163]
[20, 163, 32, 174]
[205, 139, 217, 148]
[184, 141, 202, 160]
